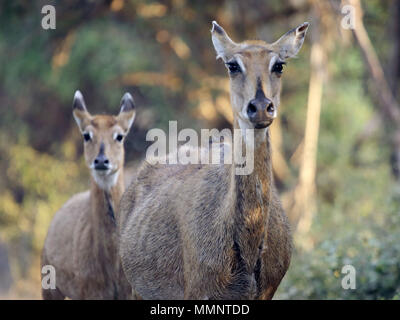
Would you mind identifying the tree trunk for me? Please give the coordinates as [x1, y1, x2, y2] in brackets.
[290, 1, 326, 249]
[348, 0, 400, 182]
[292, 41, 324, 249]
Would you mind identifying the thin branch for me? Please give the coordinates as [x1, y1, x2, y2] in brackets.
[348, 0, 400, 125]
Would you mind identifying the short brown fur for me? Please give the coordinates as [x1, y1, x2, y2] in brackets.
[119, 22, 308, 299]
[41, 92, 136, 299]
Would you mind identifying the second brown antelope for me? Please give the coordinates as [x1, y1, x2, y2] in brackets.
[119, 21, 309, 299]
[41, 91, 136, 299]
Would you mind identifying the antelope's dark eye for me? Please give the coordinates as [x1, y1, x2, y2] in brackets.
[83, 133, 91, 142]
[115, 134, 124, 142]
[226, 61, 241, 74]
[272, 62, 285, 74]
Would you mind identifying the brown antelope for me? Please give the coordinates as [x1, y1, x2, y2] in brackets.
[119, 21, 309, 299]
[41, 91, 136, 299]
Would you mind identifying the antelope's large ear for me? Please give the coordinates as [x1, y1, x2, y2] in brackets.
[272, 22, 309, 59]
[211, 21, 237, 62]
[117, 92, 136, 134]
[72, 90, 91, 132]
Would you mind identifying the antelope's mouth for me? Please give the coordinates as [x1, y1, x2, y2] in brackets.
[92, 166, 114, 176]
[94, 165, 109, 171]
[254, 120, 273, 129]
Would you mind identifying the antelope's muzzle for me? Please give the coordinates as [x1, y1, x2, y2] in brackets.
[246, 97, 275, 129]
[246, 79, 276, 128]
[94, 143, 110, 171]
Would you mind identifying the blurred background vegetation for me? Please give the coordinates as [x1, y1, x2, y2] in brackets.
[1, 0, 400, 299]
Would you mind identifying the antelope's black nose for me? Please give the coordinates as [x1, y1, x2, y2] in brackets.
[247, 98, 275, 128]
[247, 98, 274, 118]
[94, 154, 109, 171]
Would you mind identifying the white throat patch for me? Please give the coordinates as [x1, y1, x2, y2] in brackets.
[237, 118, 268, 148]
[92, 170, 119, 191]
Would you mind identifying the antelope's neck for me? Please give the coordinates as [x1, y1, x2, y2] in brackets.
[231, 119, 273, 271]
[89, 169, 125, 230]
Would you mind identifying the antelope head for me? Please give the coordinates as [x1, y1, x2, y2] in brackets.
[72, 91, 136, 190]
[211, 21, 309, 131]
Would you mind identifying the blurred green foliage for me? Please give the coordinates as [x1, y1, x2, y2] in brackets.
[0, 0, 399, 298]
